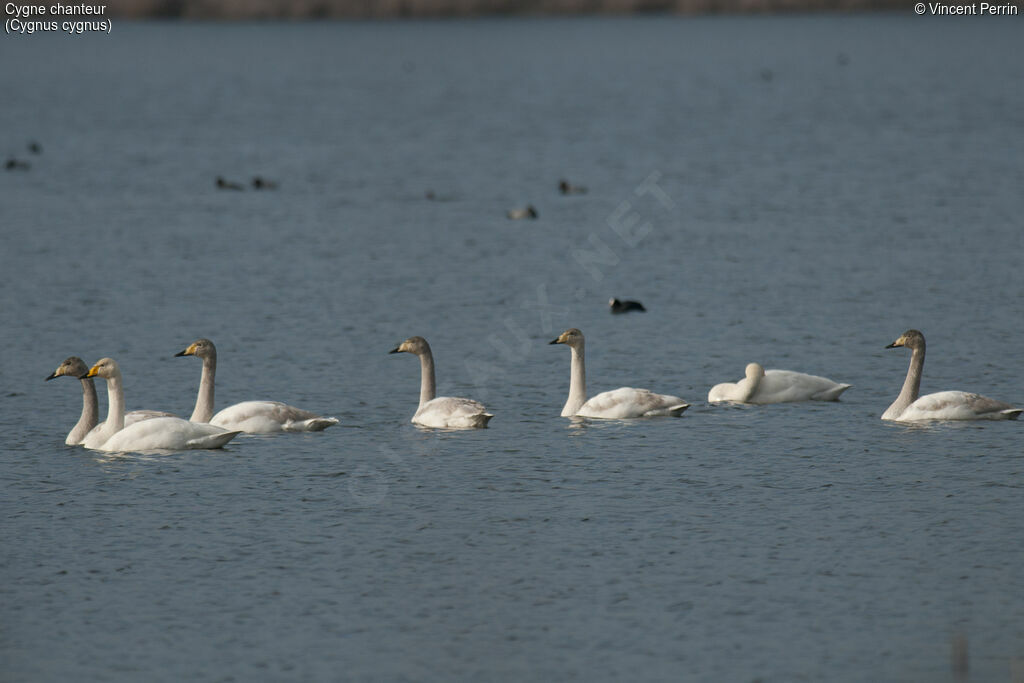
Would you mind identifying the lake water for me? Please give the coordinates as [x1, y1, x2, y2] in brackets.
[2, 14, 1023, 682]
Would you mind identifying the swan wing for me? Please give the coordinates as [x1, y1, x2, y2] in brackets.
[413, 396, 492, 429]
[899, 391, 1021, 421]
[753, 370, 851, 403]
[97, 417, 240, 452]
[210, 401, 339, 433]
[578, 387, 688, 419]
[125, 409, 177, 426]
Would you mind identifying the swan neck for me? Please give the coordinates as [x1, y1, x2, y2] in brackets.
[104, 373, 126, 432]
[738, 372, 761, 403]
[888, 345, 924, 417]
[70, 377, 100, 443]
[563, 343, 587, 417]
[192, 355, 216, 423]
[418, 350, 436, 409]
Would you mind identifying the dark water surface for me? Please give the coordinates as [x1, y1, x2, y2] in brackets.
[2, 15, 1023, 682]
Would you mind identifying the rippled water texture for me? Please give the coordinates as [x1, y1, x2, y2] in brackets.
[2, 15, 1023, 682]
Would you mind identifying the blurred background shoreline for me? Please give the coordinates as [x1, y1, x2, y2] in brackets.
[9, 0, 910, 19]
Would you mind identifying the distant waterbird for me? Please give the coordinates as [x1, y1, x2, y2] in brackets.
[216, 176, 245, 190]
[559, 179, 587, 195]
[609, 298, 645, 314]
[507, 205, 538, 220]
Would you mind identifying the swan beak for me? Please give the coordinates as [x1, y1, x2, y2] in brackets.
[548, 338, 560, 344]
[175, 343, 197, 357]
[45, 371, 59, 381]
[83, 365, 100, 379]
[388, 345, 402, 354]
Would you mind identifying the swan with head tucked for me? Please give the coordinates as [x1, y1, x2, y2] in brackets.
[175, 339, 339, 433]
[549, 328, 688, 418]
[82, 358, 241, 452]
[46, 356, 176, 446]
[389, 336, 493, 429]
[708, 362, 851, 404]
[883, 329, 1020, 421]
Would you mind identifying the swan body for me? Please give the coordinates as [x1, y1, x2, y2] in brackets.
[210, 401, 339, 433]
[83, 358, 240, 452]
[708, 363, 851, 404]
[549, 328, 688, 418]
[390, 336, 493, 429]
[176, 339, 338, 433]
[99, 417, 240, 452]
[506, 205, 538, 220]
[882, 329, 1020, 422]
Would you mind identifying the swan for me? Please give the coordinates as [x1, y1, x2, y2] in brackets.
[175, 339, 339, 433]
[215, 176, 244, 191]
[708, 362, 851, 404]
[83, 358, 240, 452]
[389, 336, 493, 429]
[46, 356, 175, 446]
[883, 329, 1021, 421]
[549, 328, 688, 418]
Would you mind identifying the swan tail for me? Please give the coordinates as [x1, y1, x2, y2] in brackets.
[477, 413, 494, 428]
[186, 430, 242, 449]
[667, 403, 690, 417]
[813, 384, 852, 401]
[1000, 408, 1022, 420]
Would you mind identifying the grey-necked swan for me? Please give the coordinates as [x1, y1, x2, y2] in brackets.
[708, 362, 850, 404]
[83, 358, 240, 452]
[549, 328, 688, 418]
[882, 329, 1020, 421]
[176, 339, 339, 433]
[389, 336, 493, 429]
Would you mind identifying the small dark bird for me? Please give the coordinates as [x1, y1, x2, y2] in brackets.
[251, 176, 278, 190]
[28, 141, 42, 154]
[610, 298, 645, 314]
[5, 158, 30, 171]
[216, 176, 244, 191]
[559, 179, 587, 195]
[507, 205, 538, 220]
[424, 189, 436, 200]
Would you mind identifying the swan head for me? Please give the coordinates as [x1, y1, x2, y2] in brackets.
[84, 357, 121, 380]
[744, 362, 766, 379]
[46, 356, 89, 381]
[549, 328, 584, 348]
[175, 338, 216, 360]
[886, 329, 925, 351]
[390, 336, 430, 356]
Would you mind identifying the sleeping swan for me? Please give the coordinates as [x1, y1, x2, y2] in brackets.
[389, 336, 493, 429]
[549, 328, 688, 418]
[46, 356, 175, 446]
[175, 339, 339, 433]
[882, 329, 1020, 421]
[83, 358, 240, 452]
[708, 362, 850, 404]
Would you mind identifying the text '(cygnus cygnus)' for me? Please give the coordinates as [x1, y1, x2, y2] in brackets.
[175, 339, 339, 433]
[389, 336, 493, 429]
[549, 328, 688, 418]
[708, 362, 851, 404]
[46, 356, 175, 446]
[83, 358, 241, 452]
[882, 329, 1020, 422]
